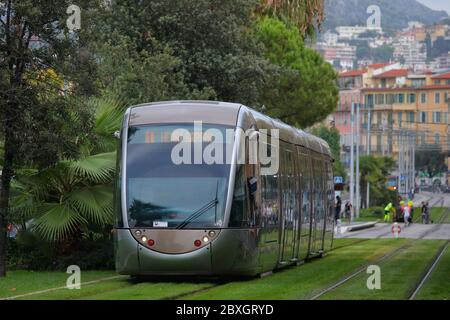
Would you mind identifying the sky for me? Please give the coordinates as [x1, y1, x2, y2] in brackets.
[417, 0, 450, 15]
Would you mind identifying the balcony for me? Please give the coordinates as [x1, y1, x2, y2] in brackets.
[371, 103, 416, 111]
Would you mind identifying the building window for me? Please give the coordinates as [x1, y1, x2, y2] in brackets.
[435, 80, 441, 85]
[421, 93, 427, 104]
[435, 133, 440, 145]
[433, 112, 442, 123]
[435, 92, 440, 104]
[407, 112, 414, 123]
[420, 112, 427, 123]
[446, 80, 450, 85]
[386, 94, 394, 104]
[398, 112, 403, 127]
[446, 92, 449, 102]
[366, 94, 374, 107]
[398, 93, 405, 104]
[375, 94, 385, 105]
[408, 93, 416, 104]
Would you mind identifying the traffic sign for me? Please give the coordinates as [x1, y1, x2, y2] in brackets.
[334, 176, 344, 184]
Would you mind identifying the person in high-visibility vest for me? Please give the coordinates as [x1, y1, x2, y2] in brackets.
[408, 200, 414, 223]
[384, 203, 393, 222]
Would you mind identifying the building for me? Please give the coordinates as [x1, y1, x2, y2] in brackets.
[333, 63, 397, 166]
[362, 70, 450, 161]
[392, 34, 427, 69]
[316, 42, 357, 70]
[336, 26, 383, 40]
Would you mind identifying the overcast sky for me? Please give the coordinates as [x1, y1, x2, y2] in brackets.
[417, 0, 450, 14]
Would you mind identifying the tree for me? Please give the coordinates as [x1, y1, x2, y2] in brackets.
[312, 125, 346, 179]
[372, 45, 394, 63]
[99, 0, 270, 106]
[415, 149, 447, 178]
[9, 96, 123, 244]
[255, 17, 339, 128]
[259, 0, 324, 36]
[359, 156, 396, 208]
[0, 0, 101, 277]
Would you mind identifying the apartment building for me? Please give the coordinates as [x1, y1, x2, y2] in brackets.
[362, 71, 450, 160]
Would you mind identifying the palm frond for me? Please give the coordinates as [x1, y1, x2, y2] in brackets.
[88, 95, 126, 153]
[32, 203, 88, 241]
[70, 152, 116, 183]
[67, 185, 114, 225]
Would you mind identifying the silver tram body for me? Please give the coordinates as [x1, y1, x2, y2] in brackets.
[114, 101, 335, 276]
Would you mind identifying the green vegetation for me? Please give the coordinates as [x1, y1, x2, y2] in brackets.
[2, 239, 448, 300]
[355, 207, 384, 222]
[311, 125, 346, 179]
[184, 239, 408, 300]
[359, 156, 397, 208]
[0, 270, 117, 299]
[413, 207, 448, 224]
[319, 240, 445, 300]
[0, 0, 336, 277]
[416, 245, 450, 300]
[255, 17, 339, 128]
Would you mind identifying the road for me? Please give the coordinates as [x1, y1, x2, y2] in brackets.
[336, 192, 450, 240]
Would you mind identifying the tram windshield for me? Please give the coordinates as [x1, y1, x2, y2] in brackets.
[126, 123, 232, 229]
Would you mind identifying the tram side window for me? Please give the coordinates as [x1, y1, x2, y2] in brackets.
[261, 171, 279, 226]
[229, 165, 250, 228]
[298, 150, 311, 229]
[114, 132, 123, 228]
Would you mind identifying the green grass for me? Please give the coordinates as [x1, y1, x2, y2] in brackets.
[0, 270, 117, 299]
[2, 239, 448, 300]
[415, 244, 450, 300]
[319, 240, 446, 300]
[182, 239, 408, 300]
[354, 207, 383, 223]
[413, 207, 448, 224]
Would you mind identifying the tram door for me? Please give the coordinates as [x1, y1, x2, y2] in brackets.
[311, 156, 325, 254]
[279, 145, 296, 264]
[297, 148, 312, 261]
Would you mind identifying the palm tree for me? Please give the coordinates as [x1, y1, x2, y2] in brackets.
[9, 95, 125, 241]
[260, 0, 324, 35]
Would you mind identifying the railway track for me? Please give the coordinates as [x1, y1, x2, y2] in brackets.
[408, 240, 449, 300]
[408, 205, 450, 300]
[310, 203, 449, 300]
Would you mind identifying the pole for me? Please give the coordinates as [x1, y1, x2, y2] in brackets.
[366, 107, 371, 208]
[356, 103, 360, 218]
[350, 102, 355, 221]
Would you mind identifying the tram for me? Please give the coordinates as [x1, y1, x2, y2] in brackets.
[114, 101, 335, 276]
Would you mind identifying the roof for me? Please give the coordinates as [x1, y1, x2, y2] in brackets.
[362, 84, 450, 92]
[417, 84, 450, 90]
[431, 72, 450, 79]
[368, 63, 391, 69]
[127, 100, 331, 157]
[339, 69, 367, 77]
[373, 69, 409, 78]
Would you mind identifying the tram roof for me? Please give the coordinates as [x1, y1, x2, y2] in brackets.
[128, 101, 331, 157]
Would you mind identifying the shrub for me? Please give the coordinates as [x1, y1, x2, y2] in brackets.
[7, 231, 114, 271]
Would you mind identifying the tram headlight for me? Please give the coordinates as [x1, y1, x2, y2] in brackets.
[141, 236, 148, 243]
[135, 230, 141, 236]
[194, 240, 202, 247]
[202, 236, 209, 243]
[208, 231, 215, 237]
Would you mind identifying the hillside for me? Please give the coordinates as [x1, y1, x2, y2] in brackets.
[324, 0, 448, 31]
